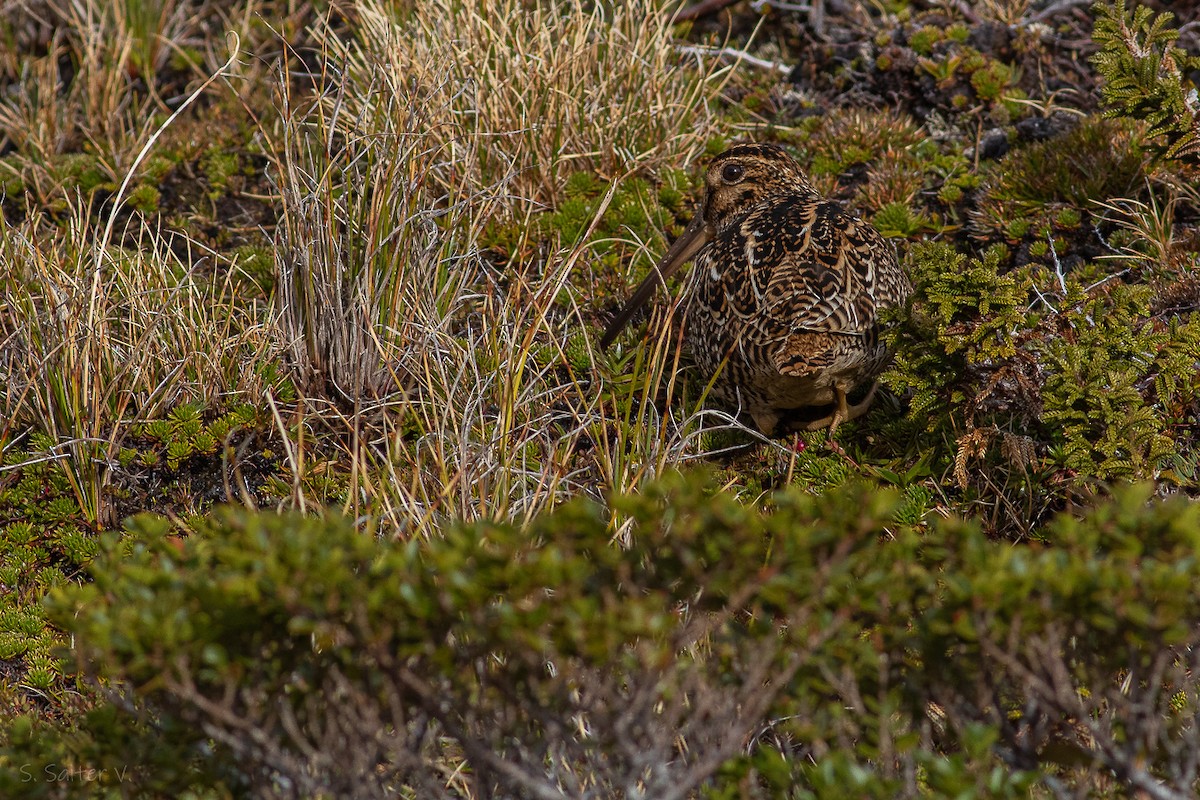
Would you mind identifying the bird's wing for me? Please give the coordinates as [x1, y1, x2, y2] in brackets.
[752, 198, 882, 378]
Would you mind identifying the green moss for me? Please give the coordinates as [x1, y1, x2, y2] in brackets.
[656, 167, 689, 211]
[999, 89, 1029, 119]
[141, 418, 173, 442]
[52, 153, 112, 194]
[1054, 207, 1083, 228]
[1004, 217, 1031, 239]
[0, 155, 25, 195]
[564, 332, 592, 373]
[0, 440, 97, 709]
[192, 431, 218, 455]
[126, 183, 160, 214]
[231, 245, 275, 295]
[165, 441, 192, 470]
[874, 202, 931, 237]
[168, 45, 204, 73]
[970, 60, 1017, 102]
[704, 135, 730, 157]
[792, 446, 852, 493]
[908, 25, 944, 57]
[543, 171, 678, 287]
[971, 117, 1146, 243]
[141, 154, 175, 184]
[57, 527, 99, 563]
[987, 117, 1145, 208]
[959, 48, 987, 74]
[945, 23, 970, 43]
[199, 148, 243, 199]
[169, 401, 203, 427]
[804, 109, 926, 178]
[937, 183, 963, 204]
[564, 169, 601, 198]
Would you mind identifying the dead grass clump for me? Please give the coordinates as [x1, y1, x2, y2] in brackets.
[0, 0, 254, 208]
[0, 10, 154, 202]
[0, 205, 278, 527]
[273, 0, 745, 533]
[337, 0, 730, 214]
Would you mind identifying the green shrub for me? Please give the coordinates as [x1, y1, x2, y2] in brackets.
[883, 485, 1200, 796]
[1040, 283, 1178, 481]
[4, 474, 1199, 798]
[23, 475, 901, 798]
[885, 237, 1199, 534]
[1092, 0, 1200, 164]
[885, 241, 1027, 425]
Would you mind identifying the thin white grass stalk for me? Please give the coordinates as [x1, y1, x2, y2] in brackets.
[0, 441, 108, 473]
[672, 410, 778, 460]
[93, 32, 242, 274]
[264, 390, 305, 514]
[676, 45, 793, 75]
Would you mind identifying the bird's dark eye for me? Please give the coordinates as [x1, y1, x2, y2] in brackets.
[720, 162, 745, 184]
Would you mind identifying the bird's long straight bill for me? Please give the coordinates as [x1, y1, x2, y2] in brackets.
[599, 214, 710, 349]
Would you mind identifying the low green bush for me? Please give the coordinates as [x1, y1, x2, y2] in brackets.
[885, 236, 1200, 537]
[2, 473, 1197, 798]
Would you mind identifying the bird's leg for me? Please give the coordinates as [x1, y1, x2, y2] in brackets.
[798, 386, 849, 435]
[822, 386, 850, 456]
[793, 391, 847, 455]
[796, 381, 880, 455]
[843, 381, 879, 424]
[829, 386, 849, 436]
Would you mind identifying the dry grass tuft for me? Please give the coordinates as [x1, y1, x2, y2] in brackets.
[271, 0, 746, 533]
[343, 0, 732, 213]
[1, 205, 277, 526]
[0, 4, 171, 201]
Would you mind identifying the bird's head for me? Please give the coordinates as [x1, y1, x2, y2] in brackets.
[599, 143, 814, 348]
[698, 143, 816, 233]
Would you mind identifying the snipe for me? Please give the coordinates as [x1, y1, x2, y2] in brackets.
[600, 143, 910, 436]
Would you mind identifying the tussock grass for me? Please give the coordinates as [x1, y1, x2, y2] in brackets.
[1093, 180, 1191, 275]
[0, 205, 277, 526]
[0, 3, 162, 186]
[0, 0, 267, 202]
[273, 0, 747, 534]
[1, 21, 267, 527]
[344, 0, 731, 212]
[2, 0, 751, 535]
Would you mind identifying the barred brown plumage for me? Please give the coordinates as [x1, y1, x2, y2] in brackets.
[601, 143, 911, 436]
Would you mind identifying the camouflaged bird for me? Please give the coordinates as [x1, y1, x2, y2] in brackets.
[600, 143, 910, 436]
